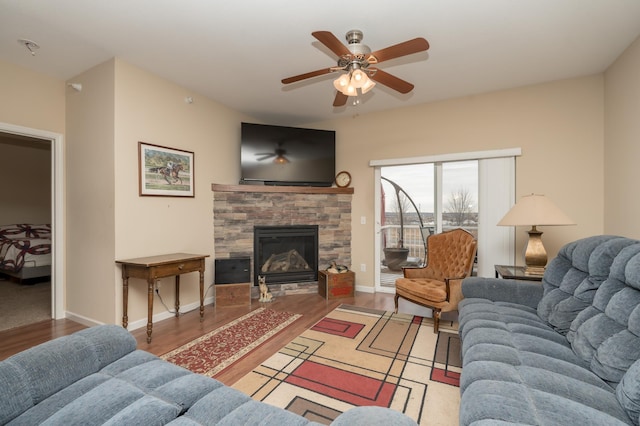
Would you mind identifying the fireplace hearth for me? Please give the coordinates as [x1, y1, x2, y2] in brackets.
[254, 225, 318, 286]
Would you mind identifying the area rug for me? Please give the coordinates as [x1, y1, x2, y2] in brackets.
[161, 308, 301, 377]
[233, 304, 461, 425]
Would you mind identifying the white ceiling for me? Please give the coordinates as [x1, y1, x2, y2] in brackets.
[2, 1, 640, 126]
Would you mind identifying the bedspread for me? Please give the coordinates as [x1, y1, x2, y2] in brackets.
[0, 224, 51, 272]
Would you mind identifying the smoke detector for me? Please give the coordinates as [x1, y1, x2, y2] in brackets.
[18, 39, 40, 56]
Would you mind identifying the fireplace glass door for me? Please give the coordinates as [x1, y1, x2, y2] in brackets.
[254, 225, 319, 285]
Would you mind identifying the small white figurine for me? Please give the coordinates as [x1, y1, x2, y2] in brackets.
[258, 275, 273, 302]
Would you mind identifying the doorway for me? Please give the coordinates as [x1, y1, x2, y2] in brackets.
[378, 161, 479, 290]
[0, 122, 64, 321]
[372, 148, 520, 292]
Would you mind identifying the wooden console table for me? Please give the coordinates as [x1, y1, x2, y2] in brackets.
[116, 253, 209, 343]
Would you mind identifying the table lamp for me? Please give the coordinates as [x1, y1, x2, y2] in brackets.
[498, 194, 575, 275]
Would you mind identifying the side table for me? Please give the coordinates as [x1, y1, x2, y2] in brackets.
[116, 253, 209, 343]
[494, 265, 543, 282]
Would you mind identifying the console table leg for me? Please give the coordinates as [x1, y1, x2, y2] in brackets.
[122, 271, 129, 329]
[146, 278, 154, 343]
[174, 275, 180, 317]
[199, 269, 205, 321]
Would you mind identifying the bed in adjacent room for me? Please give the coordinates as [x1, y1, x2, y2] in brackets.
[0, 224, 51, 282]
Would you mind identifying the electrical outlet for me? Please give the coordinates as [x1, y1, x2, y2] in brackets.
[360, 216, 366, 225]
[155, 280, 161, 291]
[360, 263, 366, 272]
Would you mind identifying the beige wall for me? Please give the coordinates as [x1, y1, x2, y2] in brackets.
[65, 59, 117, 323]
[0, 60, 65, 133]
[312, 76, 606, 287]
[111, 59, 251, 324]
[3, 33, 639, 323]
[0, 60, 62, 227]
[0, 138, 51, 225]
[604, 36, 640, 238]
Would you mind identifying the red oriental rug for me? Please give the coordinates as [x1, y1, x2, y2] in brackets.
[160, 308, 301, 377]
[233, 304, 461, 425]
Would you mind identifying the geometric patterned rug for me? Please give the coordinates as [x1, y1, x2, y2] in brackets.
[232, 304, 461, 425]
[160, 308, 301, 378]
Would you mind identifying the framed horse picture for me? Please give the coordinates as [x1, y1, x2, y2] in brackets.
[138, 142, 195, 197]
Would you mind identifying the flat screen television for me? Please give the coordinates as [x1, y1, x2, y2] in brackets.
[240, 122, 336, 187]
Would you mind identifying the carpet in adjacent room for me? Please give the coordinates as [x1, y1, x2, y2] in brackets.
[0, 278, 51, 332]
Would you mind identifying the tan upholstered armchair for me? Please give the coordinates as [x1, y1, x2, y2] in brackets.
[394, 228, 477, 332]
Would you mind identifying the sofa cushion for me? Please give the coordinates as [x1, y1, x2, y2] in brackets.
[10, 378, 182, 426]
[0, 325, 136, 424]
[569, 244, 640, 386]
[537, 236, 637, 335]
[461, 380, 631, 425]
[169, 386, 321, 426]
[617, 359, 640, 426]
[459, 299, 546, 340]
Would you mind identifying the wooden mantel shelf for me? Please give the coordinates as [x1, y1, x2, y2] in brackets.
[212, 183, 354, 195]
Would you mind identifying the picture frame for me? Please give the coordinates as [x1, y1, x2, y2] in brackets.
[138, 142, 194, 197]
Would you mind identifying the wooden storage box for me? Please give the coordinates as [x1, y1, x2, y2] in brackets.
[215, 282, 251, 307]
[318, 270, 355, 299]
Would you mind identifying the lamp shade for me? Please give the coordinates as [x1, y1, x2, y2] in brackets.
[498, 194, 575, 226]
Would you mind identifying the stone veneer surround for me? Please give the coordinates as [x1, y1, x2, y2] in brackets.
[212, 184, 353, 296]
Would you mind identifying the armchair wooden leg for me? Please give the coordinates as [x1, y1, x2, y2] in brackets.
[394, 293, 400, 313]
[433, 310, 440, 333]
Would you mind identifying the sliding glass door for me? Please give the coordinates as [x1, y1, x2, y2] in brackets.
[378, 161, 478, 289]
[372, 149, 519, 292]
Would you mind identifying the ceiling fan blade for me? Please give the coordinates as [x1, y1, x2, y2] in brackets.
[367, 38, 429, 64]
[333, 91, 348, 107]
[312, 31, 350, 57]
[369, 69, 415, 94]
[282, 68, 333, 84]
[256, 153, 276, 161]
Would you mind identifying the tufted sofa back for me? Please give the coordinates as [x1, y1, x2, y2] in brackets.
[537, 235, 639, 335]
[568, 243, 640, 386]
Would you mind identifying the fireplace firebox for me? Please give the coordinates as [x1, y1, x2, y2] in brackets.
[253, 225, 318, 286]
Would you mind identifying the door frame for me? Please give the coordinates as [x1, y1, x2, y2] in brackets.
[371, 148, 520, 291]
[0, 121, 65, 319]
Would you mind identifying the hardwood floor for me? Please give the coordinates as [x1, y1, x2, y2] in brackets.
[0, 291, 395, 386]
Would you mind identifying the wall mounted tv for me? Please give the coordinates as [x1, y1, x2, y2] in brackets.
[240, 122, 336, 187]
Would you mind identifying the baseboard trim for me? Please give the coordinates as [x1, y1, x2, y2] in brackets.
[355, 284, 375, 293]
[65, 295, 215, 331]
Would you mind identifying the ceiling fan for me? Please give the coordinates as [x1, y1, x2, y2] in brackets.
[282, 30, 429, 107]
[256, 142, 289, 164]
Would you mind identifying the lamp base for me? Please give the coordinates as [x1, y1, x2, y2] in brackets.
[524, 226, 547, 276]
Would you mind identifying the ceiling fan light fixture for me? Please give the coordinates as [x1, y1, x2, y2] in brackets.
[273, 156, 289, 164]
[361, 78, 376, 94]
[333, 73, 350, 92]
[283, 30, 429, 105]
[344, 84, 357, 96]
[351, 69, 366, 88]
[334, 68, 373, 96]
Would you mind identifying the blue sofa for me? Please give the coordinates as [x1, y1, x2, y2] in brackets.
[458, 235, 640, 425]
[0, 325, 416, 425]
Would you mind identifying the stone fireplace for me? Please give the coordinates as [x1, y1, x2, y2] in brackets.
[212, 184, 353, 297]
